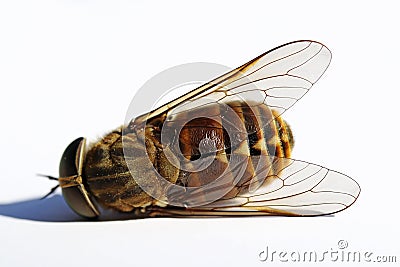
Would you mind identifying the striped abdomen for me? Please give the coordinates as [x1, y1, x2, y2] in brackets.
[84, 102, 294, 212]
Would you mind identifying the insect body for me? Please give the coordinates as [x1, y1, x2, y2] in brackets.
[52, 40, 360, 219]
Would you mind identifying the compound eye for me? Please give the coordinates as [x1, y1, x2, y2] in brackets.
[59, 137, 99, 219]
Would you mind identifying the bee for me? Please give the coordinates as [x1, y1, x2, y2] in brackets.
[44, 40, 360, 219]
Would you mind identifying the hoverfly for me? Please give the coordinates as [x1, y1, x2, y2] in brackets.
[44, 40, 360, 219]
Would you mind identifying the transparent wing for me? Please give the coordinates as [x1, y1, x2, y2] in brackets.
[134, 40, 331, 125]
[126, 40, 357, 217]
[148, 157, 361, 217]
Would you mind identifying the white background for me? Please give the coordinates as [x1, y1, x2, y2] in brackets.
[0, 1, 399, 266]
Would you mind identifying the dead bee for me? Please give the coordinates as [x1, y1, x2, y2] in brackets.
[44, 40, 360, 219]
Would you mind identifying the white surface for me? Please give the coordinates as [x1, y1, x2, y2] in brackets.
[0, 1, 399, 266]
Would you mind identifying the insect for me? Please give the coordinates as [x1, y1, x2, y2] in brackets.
[44, 40, 360, 219]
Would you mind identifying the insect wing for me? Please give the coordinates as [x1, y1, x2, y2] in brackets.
[149, 157, 361, 217]
[125, 40, 357, 214]
[134, 40, 332, 126]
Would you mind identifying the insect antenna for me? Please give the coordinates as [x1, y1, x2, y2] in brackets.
[37, 174, 60, 199]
